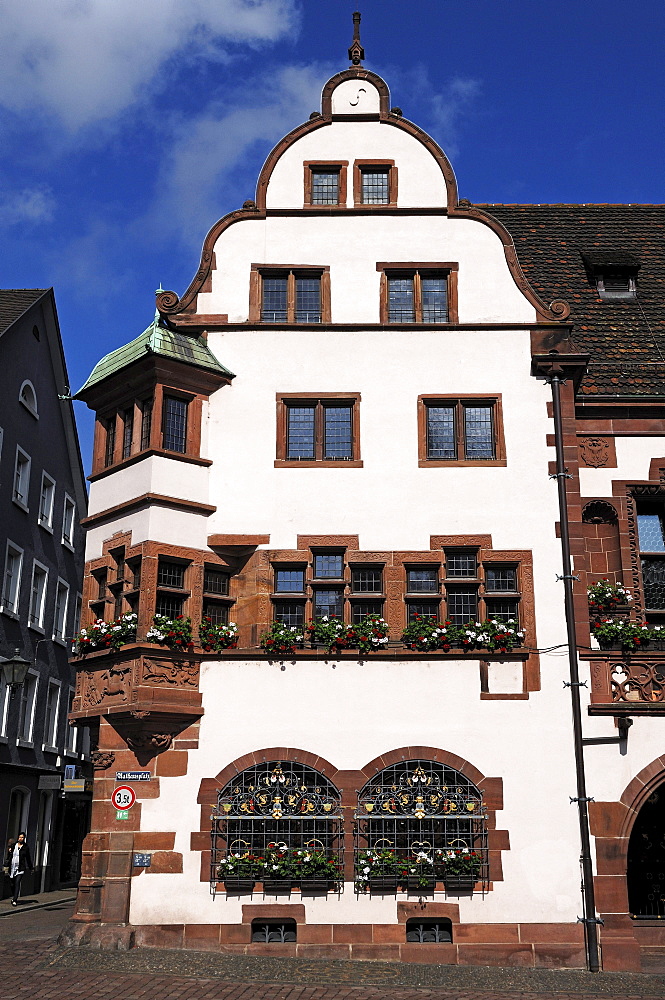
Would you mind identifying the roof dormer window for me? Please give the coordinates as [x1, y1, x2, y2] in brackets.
[582, 251, 639, 301]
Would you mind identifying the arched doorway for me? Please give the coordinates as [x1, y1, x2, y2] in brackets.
[627, 785, 665, 918]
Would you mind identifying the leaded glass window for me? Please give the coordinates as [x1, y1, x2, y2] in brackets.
[446, 587, 478, 623]
[262, 277, 288, 322]
[407, 568, 438, 593]
[464, 405, 494, 460]
[386, 270, 449, 323]
[407, 601, 439, 621]
[203, 600, 229, 625]
[423, 399, 499, 462]
[323, 406, 352, 459]
[355, 760, 487, 891]
[204, 567, 229, 595]
[295, 277, 321, 323]
[157, 560, 184, 589]
[286, 406, 315, 459]
[279, 396, 359, 463]
[311, 170, 339, 205]
[155, 593, 184, 617]
[314, 554, 343, 579]
[485, 567, 517, 592]
[388, 277, 415, 322]
[637, 505, 665, 610]
[361, 169, 389, 204]
[351, 568, 382, 593]
[421, 277, 448, 322]
[446, 552, 477, 578]
[313, 589, 344, 619]
[275, 569, 305, 593]
[351, 601, 383, 623]
[211, 761, 343, 888]
[162, 396, 187, 453]
[274, 602, 305, 627]
[427, 406, 456, 459]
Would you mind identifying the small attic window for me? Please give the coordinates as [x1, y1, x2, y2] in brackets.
[19, 380, 38, 417]
[596, 274, 637, 301]
[581, 251, 639, 302]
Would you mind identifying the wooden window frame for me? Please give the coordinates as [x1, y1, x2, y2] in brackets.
[275, 392, 362, 468]
[353, 160, 397, 206]
[249, 265, 331, 324]
[417, 394, 506, 467]
[303, 161, 348, 208]
[377, 263, 459, 324]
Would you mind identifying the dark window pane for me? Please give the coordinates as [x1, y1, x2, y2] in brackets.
[313, 589, 344, 618]
[314, 554, 343, 578]
[427, 406, 456, 459]
[163, 396, 187, 453]
[204, 568, 229, 595]
[447, 588, 478, 623]
[351, 568, 382, 592]
[274, 602, 305, 626]
[351, 601, 383, 623]
[642, 558, 665, 609]
[388, 277, 415, 322]
[286, 406, 315, 459]
[407, 568, 438, 593]
[485, 567, 517, 592]
[140, 398, 153, 449]
[407, 601, 439, 621]
[446, 553, 477, 578]
[122, 408, 133, 459]
[157, 560, 184, 589]
[156, 593, 184, 617]
[311, 170, 339, 205]
[295, 277, 321, 323]
[464, 406, 494, 460]
[262, 277, 288, 322]
[203, 600, 229, 625]
[104, 418, 116, 467]
[638, 512, 665, 552]
[361, 169, 389, 204]
[485, 598, 519, 623]
[275, 569, 305, 593]
[323, 406, 352, 459]
[95, 570, 107, 601]
[130, 561, 141, 590]
[421, 277, 448, 322]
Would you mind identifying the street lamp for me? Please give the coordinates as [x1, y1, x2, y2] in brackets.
[0, 648, 31, 692]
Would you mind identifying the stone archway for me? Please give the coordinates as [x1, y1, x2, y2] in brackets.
[627, 785, 665, 918]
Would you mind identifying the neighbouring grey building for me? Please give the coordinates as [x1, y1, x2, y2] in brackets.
[0, 288, 89, 895]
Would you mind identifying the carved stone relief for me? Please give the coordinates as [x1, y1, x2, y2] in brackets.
[91, 750, 116, 771]
[579, 436, 614, 468]
[82, 663, 133, 709]
[142, 658, 199, 687]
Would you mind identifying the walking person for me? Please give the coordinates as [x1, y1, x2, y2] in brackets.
[5, 832, 32, 906]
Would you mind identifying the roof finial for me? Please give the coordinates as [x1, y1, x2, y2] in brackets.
[348, 10, 364, 66]
[155, 283, 164, 320]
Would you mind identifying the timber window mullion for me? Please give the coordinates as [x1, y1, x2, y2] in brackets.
[287, 272, 296, 324]
[414, 272, 423, 324]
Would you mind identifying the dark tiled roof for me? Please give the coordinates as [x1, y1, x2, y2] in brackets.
[477, 205, 665, 397]
[0, 288, 47, 335]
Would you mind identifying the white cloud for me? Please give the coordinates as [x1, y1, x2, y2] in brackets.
[144, 61, 332, 246]
[0, 0, 299, 129]
[0, 185, 55, 225]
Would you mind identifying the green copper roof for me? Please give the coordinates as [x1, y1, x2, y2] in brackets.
[76, 314, 234, 396]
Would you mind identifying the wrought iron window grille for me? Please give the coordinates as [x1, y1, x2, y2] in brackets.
[354, 760, 488, 895]
[211, 761, 344, 898]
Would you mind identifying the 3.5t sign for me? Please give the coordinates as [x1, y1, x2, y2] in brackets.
[111, 785, 136, 810]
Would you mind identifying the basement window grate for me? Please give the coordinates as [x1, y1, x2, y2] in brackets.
[251, 920, 297, 943]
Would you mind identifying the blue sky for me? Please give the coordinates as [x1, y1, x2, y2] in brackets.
[2, 0, 663, 474]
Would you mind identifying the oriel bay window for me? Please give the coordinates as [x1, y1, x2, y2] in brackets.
[202, 564, 232, 625]
[251, 266, 331, 324]
[276, 393, 361, 466]
[155, 558, 189, 618]
[378, 264, 458, 324]
[418, 395, 506, 467]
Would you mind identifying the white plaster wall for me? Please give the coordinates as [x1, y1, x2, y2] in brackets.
[196, 214, 535, 325]
[88, 457, 209, 518]
[330, 79, 381, 116]
[84, 507, 211, 561]
[579, 436, 665, 496]
[265, 120, 447, 209]
[130, 652, 584, 927]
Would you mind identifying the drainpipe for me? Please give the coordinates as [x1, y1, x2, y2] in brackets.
[547, 364, 601, 973]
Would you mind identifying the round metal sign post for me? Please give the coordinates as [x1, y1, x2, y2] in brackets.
[111, 785, 137, 811]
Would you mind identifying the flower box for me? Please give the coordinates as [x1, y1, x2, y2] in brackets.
[223, 878, 256, 894]
[299, 878, 337, 894]
[262, 879, 292, 893]
[405, 877, 437, 892]
[368, 877, 399, 893]
[443, 875, 477, 892]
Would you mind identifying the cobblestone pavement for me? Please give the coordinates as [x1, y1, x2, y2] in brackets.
[3, 904, 665, 1000]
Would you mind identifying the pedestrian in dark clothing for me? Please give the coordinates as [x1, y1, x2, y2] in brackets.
[5, 832, 32, 905]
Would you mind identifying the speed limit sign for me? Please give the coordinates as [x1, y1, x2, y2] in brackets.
[111, 785, 136, 810]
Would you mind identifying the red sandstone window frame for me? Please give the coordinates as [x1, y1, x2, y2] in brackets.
[417, 394, 506, 468]
[275, 392, 362, 468]
[353, 160, 397, 206]
[377, 263, 459, 325]
[303, 161, 348, 208]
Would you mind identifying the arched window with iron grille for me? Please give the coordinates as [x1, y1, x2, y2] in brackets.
[211, 760, 343, 894]
[354, 759, 488, 893]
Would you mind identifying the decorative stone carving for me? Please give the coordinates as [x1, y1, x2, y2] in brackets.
[126, 732, 174, 754]
[580, 437, 610, 468]
[142, 658, 199, 687]
[91, 750, 116, 771]
[81, 663, 132, 709]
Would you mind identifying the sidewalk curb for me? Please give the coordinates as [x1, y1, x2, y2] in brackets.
[0, 896, 76, 918]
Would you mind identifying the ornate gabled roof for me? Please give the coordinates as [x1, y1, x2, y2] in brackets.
[480, 204, 665, 397]
[76, 313, 234, 397]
